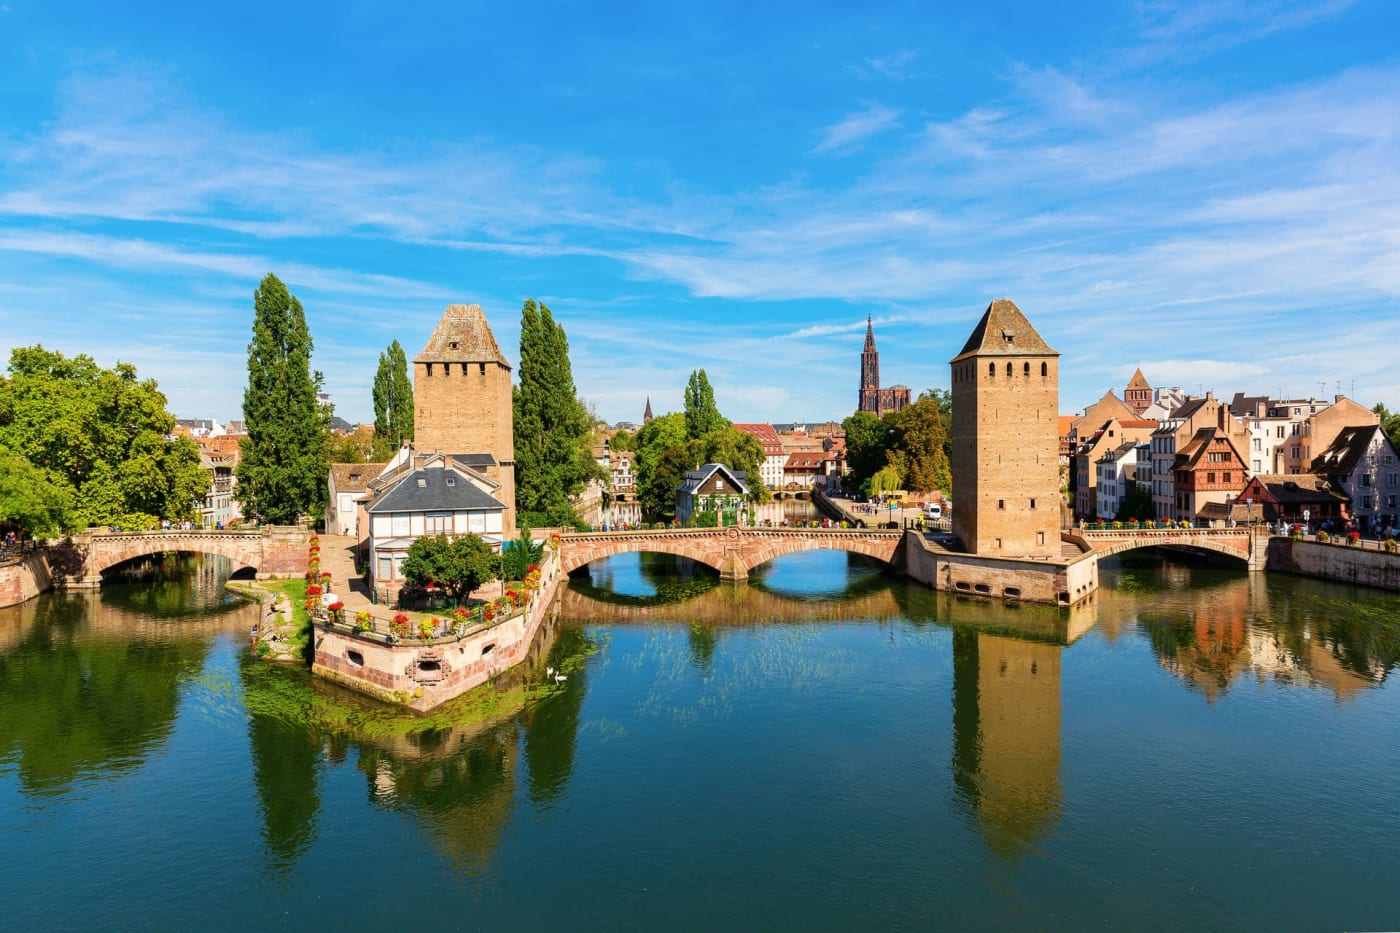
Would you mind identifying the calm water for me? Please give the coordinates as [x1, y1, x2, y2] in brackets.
[2, 551, 1399, 931]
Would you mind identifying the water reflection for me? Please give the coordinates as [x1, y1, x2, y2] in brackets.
[0, 575, 237, 798]
[233, 615, 594, 876]
[951, 630, 1063, 859]
[1104, 556, 1396, 701]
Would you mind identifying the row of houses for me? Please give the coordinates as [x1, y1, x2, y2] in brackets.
[1070, 373, 1398, 531]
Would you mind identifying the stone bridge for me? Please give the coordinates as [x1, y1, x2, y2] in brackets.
[66, 526, 309, 587]
[557, 526, 906, 580]
[1068, 527, 1266, 571]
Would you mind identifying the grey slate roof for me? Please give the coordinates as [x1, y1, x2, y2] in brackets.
[367, 466, 507, 514]
[951, 299, 1059, 362]
[676, 463, 750, 496]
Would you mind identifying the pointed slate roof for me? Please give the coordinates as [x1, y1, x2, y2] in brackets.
[950, 299, 1059, 362]
[643, 396, 654, 424]
[864, 314, 877, 352]
[415, 304, 510, 367]
[1126, 368, 1150, 390]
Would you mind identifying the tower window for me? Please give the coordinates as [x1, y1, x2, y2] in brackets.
[1030, 498, 1036, 509]
[1023, 362, 1030, 377]
[425, 363, 432, 376]
[1006, 362, 1012, 376]
[988, 362, 995, 378]
[998, 499, 1005, 510]
[479, 363, 486, 376]
[1041, 362, 1048, 377]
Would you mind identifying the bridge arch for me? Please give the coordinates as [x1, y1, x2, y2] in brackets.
[557, 528, 904, 580]
[560, 538, 726, 576]
[1085, 537, 1251, 567]
[87, 533, 266, 578]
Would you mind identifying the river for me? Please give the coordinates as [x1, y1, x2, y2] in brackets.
[1, 551, 1397, 931]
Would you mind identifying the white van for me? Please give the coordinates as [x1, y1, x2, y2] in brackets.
[923, 503, 942, 520]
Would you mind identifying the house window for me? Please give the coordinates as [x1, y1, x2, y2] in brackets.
[994, 537, 1002, 548]
[1362, 474, 1374, 487]
[1036, 531, 1046, 546]
[1291, 446, 1301, 458]
[1207, 472, 1216, 484]
[378, 556, 391, 580]
[391, 514, 410, 536]
[1387, 495, 1398, 509]
[714, 480, 723, 491]
[1223, 473, 1231, 484]
[1362, 496, 1374, 509]
[425, 512, 452, 534]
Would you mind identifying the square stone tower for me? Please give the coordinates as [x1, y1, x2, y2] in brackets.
[413, 304, 516, 533]
[949, 299, 1061, 558]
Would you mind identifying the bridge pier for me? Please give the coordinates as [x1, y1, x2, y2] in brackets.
[717, 552, 748, 581]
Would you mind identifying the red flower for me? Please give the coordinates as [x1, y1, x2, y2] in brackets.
[393, 613, 410, 624]
[328, 601, 344, 612]
[307, 584, 322, 596]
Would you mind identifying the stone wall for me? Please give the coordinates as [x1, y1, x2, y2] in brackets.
[0, 552, 52, 608]
[1266, 538, 1400, 592]
[313, 549, 564, 711]
[258, 526, 311, 578]
[904, 532, 1094, 605]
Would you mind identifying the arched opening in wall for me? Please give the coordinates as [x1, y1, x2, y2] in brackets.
[417, 659, 442, 676]
[1041, 362, 1048, 377]
[481, 643, 495, 657]
[228, 566, 257, 581]
[748, 550, 892, 600]
[566, 551, 721, 604]
[98, 552, 254, 616]
[1023, 362, 1030, 377]
[1006, 362, 1012, 376]
[347, 650, 365, 667]
[988, 362, 995, 377]
[1004, 586, 1021, 598]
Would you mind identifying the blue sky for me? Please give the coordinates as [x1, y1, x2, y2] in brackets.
[1, 0, 1397, 426]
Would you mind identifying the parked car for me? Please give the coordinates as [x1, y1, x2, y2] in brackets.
[924, 503, 943, 519]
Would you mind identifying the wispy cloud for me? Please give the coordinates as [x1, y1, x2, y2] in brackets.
[813, 104, 902, 155]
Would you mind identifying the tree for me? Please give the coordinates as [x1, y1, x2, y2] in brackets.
[841, 411, 896, 489]
[0, 444, 73, 536]
[324, 430, 376, 464]
[513, 300, 602, 526]
[237, 274, 329, 525]
[684, 369, 729, 440]
[372, 339, 413, 450]
[401, 533, 498, 605]
[610, 428, 634, 452]
[634, 412, 688, 518]
[1115, 483, 1154, 521]
[1374, 403, 1400, 451]
[501, 521, 546, 581]
[0, 346, 207, 529]
[890, 395, 952, 494]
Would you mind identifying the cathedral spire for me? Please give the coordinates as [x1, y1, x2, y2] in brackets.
[643, 396, 653, 424]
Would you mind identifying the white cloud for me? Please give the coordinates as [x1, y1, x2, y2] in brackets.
[813, 104, 902, 155]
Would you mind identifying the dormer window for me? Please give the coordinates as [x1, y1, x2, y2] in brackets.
[449, 341, 459, 350]
[446, 476, 456, 486]
[417, 478, 426, 487]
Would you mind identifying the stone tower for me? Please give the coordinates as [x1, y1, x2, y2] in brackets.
[859, 315, 881, 413]
[1125, 368, 1152, 416]
[413, 304, 516, 532]
[949, 299, 1060, 558]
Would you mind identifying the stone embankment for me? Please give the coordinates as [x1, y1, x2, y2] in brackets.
[0, 550, 51, 608]
[312, 548, 565, 712]
[1267, 537, 1400, 591]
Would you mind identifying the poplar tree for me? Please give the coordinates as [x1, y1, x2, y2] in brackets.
[684, 369, 727, 439]
[512, 299, 599, 525]
[372, 339, 413, 449]
[237, 274, 329, 525]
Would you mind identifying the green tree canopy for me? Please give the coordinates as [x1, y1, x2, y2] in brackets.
[513, 300, 603, 527]
[401, 533, 498, 605]
[684, 369, 728, 440]
[1374, 402, 1400, 451]
[890, 395, 952, 494]
[633, 419, 770, 519]
[609, 428, 634, 452]
[372, 339, 414, 450]
[0, 444, 74, 536]
[237, 274, 330, 525]
[0, 346, 206, 529]
[841, 390, 952, 496]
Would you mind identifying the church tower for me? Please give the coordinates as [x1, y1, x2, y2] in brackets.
[1124, 368, 1152, 416]
[413, 304, 516, 532]
[949, 299, 1060, 558]
[859, 315, 881, 413]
